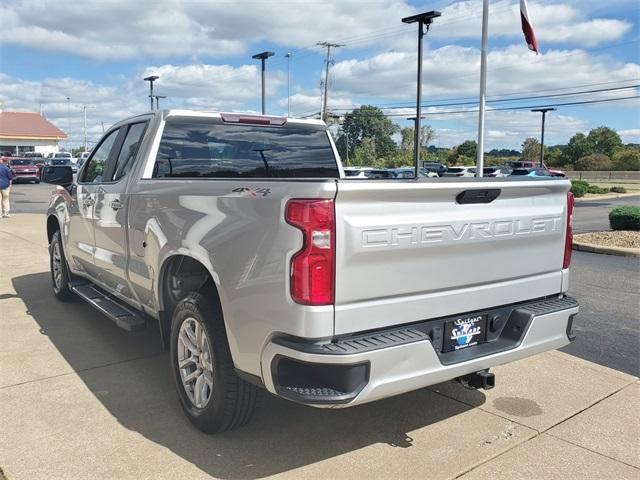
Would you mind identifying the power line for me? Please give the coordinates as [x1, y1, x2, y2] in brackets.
[301, 94, 640, 119]
[328, 84, 640, 112]
[296, 83, 639, 118]
[382, 95, 640, 117]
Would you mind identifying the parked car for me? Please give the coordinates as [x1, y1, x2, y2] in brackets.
[422, 161, 447, 176]
[42, 110, 579, 433]
[508, 161, 565, 178]
[77, 151, 91, 168]
[343, 167, 372, 178]
[510, 168, 554, 178]
[442, 166, 477, 177]
[483, 166, 512, 177]
[9, 158, 40, 183]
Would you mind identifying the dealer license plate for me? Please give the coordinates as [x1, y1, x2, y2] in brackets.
[442, 314, 487, 352]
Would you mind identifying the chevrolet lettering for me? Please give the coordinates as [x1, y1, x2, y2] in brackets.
[362, 216, 563, 248]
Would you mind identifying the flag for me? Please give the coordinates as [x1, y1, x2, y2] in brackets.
[520, 0, 539, 54]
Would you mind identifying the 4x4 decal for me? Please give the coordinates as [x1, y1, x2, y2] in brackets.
[232, 187, 272, 197]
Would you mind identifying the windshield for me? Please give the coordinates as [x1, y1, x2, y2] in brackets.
[10, 159, 33, 166]
[54, 153, 71, 158]
[51, 159, 70, 165]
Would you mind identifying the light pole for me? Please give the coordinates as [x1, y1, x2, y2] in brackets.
[406, 115, 426, 166]
[402, 10, 441, 180]
[154, 95, 167, 110]
[143, 75, 159, 111]
[252, 51, 274, 114]
[532, 107, 556, 167]
[285, 53, 292, 117]
[66, 96, 71, 150]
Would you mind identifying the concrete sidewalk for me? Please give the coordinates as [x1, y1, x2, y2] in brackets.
[0, 214, 638, 480]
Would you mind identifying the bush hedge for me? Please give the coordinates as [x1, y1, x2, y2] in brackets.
[610, 186, 627, 193]
[609, 205, 640, 231]
[587, 184, 609, 194]
[570, 180, 590, 197]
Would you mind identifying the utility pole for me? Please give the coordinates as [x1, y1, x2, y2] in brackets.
[143, 75, 159, 111]
[285, 53, 292, 117]
[317, 42, 344, 122]
[402, 11, 441, 180]
[252, 51, 275, 114]
[82, 105, 88, 152]
[154, 95, 167, 110]
[531, 107, 556, 167]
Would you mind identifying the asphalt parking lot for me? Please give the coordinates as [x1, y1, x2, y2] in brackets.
[1, 187, 638, 480]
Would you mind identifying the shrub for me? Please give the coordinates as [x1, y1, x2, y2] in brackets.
[570, 180, 589, 197]
[610, 186, 627, 193]
[609, 205, 640, 231]
[612, 149, 640, 171]
[575, 153, 612, 171]
[587, 185, 609, 194]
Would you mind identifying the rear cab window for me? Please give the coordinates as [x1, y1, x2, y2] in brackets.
[152, 117, 339, 179]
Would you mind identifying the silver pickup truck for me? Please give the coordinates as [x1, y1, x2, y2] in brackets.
[43, 110, 579, 433]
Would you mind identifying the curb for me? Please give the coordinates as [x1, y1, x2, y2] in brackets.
[575, 193, 639, 202]
[572, 241, 640, 257]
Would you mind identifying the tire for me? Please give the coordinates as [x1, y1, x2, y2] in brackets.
[170, 291, 257, 433]
[34, 179, 40, 184]
[49, 229, 75, 301]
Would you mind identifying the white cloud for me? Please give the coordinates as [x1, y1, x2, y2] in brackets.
[433, 1, 632, 46]
[142, 64, 285, 110]
[0, 1, 631, 60]
[0, 0, 413, 60]
[619, 128, 640, 143]
[327, 44, 640, 103]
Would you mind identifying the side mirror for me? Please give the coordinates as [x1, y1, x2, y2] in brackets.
[42, 165, 73, 186]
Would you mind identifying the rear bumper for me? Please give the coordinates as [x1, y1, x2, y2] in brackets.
[260, 296, 578, 407]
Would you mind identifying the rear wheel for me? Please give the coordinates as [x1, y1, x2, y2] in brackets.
[49, 229, 75, 301]
[170, 291, 257, 433]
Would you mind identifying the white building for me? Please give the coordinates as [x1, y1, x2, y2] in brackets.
[0, 110, 67, 156]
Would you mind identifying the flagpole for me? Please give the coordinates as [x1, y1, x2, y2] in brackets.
[476, 0, 489, 178]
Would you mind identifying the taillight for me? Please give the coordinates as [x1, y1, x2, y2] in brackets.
[285, 199, 335, 306]
[563, 191, 575, 269]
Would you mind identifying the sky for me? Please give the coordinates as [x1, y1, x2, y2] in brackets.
[0, 0, 638, 151]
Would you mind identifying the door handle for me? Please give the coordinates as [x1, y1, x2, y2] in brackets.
[110, 199, 123, 210]
[83, 197, 95, 207]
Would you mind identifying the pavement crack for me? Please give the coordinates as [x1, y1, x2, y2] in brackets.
[0, 351, 166, 391]
[0, 229, 47, 249]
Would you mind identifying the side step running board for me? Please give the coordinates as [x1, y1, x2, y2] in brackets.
[71, 283, 146, 332]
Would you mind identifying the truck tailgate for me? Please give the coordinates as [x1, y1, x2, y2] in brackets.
[334, 179, 570, 335]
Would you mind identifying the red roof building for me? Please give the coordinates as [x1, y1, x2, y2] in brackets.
[0, 110, 67, 156]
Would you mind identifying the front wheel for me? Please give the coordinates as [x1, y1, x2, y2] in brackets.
[170, 291, 257, 433]
[49, 230, 75, 301]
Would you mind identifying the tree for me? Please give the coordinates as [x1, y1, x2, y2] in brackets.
[399, 125, 435, 160]
[587, 126, 623, 158]
[565, 133, 593, 165]
[456, 140, 477, 160]
[612, 149, 640, 171]
[351, 137, 378, 167]
[335, 105, 399, 161]
[575, 154, 612, 171]
[521, 138, 541, 162]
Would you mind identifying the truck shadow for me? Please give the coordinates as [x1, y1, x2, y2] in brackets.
[13, 272, 485, 480]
